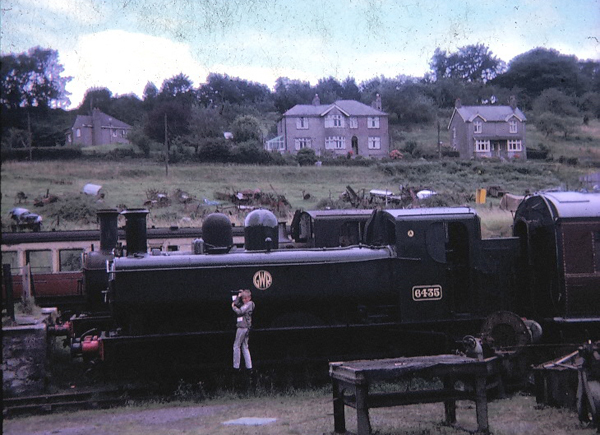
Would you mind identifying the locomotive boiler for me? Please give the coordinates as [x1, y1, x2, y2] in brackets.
[58, 191, 599, 373]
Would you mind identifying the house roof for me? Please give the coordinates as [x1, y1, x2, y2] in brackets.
[72, 110, 132, 130]
[450, 105, 526, 126]
[284, 100, 387, 117]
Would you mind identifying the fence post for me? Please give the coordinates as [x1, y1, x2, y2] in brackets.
[3, 264, 15, 321]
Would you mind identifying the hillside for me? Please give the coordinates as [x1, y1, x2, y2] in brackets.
[2, 148, 598, 238]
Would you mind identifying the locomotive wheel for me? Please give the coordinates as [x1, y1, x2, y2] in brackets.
[480, 311, 532, 353]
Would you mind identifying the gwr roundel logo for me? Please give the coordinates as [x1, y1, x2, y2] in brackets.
[253, 270, 272, 290]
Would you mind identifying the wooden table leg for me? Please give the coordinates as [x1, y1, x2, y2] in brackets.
[474, 375, 489, 434]
[332, 379, 346, 434]
[443, 375, 457, 425]
[355, 384, 371, 435]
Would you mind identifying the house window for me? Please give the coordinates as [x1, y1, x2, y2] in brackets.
[296, 117, 308, 129]
[294, 138, 312, 150]
[507, 140, 522, 151]
[368, 137, 381, 150]
[325, 136, 346, 149]
[473, 120, 482, 134]
[112, 129, 117, 137]
[122, 130, 127, 137]
[368, 117, 380, 128]
[76, 128, 81, 138]
[349, 117, 358, 129]
[266, 136, 285, 151]
[325, 114, 343, 128]
[509, 120, 518, 133]
[452, 127, 456, 139]
[475, 140, 490, 152]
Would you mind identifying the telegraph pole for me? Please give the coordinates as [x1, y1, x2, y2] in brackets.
[164, 113, 169, 177]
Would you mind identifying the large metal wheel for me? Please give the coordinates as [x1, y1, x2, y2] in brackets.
[480, 311, 533, 353]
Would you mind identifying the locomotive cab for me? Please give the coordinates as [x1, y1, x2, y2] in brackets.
[365, 208, 485, 324]
[290, 209, 373, 247]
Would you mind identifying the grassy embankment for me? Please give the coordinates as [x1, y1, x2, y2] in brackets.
[1, 121, 599, 236]
[1, 158, 596, 237]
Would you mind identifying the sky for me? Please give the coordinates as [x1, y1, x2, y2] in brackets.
[2, 0, 599, 109]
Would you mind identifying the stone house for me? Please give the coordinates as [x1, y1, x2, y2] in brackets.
[66, 109, 132, 146]
[448, 97, 527, 160]
[266, 95, 389, 158]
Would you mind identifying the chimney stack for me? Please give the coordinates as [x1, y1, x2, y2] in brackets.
[455, 98, 462, 109]
[371, 93, 382, 111]
[509, 95, 517, 110]
[122, 209, 149, 256]
[312, 94, 320, 106]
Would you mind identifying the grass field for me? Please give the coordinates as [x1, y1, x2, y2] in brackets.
[1, 157, 597, 235]
[4, 388, 596, 435]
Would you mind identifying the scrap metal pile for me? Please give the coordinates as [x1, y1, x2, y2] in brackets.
[214, 187, 291, 215]
[534, 340, 600, 429]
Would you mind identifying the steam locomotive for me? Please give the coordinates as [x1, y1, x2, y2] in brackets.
[47, 191, 598, 374]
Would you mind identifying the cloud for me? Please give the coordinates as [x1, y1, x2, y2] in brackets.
[62, 30, 207, 108]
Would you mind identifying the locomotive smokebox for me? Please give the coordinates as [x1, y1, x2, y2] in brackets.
[244, 209, 279, 251]
[97, 208, 119, 253]
[202, 213, 233, 254]
[122, 209, 149, 256]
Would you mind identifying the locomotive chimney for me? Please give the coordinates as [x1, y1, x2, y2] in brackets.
[122, 209, 149, 256]
[97, 208, 119, 254]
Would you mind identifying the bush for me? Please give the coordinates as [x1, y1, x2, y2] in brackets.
[230, 140, 272, 164]
[41, 195, 101, 227]
[197, 138, 232, 163]
[296, 148, 317, 166]
[403, 141, 421, 158]
[1, 147, 83, 161]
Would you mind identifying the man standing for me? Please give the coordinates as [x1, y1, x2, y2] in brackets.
[232, 289, 254, 371]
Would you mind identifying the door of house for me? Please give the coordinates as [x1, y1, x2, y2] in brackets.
[352, 136, 358, 155]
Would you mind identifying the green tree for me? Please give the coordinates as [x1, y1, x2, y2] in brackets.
[127, 125, 154, 157]
[230, 115, 262, 143]
[78, 87, 112, 114]
[1, 47, 72, 110]
[533, 88, 579, 118]
[145, 101, 191, 144]
[580, 91, 600, 121]
[273, 77, 314, 113]
[110, 94, 145, 126]
[158, 73, 196, 113]
[493, 48, 584, 107]
[315, 77, 344, 104]
[341, 77, 361, 100]
[428, 44, 505, 83]
[142, 81, 159, 111]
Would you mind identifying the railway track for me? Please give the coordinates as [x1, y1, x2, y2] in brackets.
[2, 386, 160, 418]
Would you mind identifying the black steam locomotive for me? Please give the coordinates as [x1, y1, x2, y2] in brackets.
[65, 192, 599, 372]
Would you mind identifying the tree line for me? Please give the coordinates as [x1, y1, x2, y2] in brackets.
[1, 44, 599, 158]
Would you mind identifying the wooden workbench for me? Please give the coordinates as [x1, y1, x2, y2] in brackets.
[329, 354, 500, 435]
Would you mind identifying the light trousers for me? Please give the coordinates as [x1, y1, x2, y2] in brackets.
[233, 327, 252, 369]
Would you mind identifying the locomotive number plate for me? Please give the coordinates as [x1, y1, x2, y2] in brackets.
[412, 285, 442, 301]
